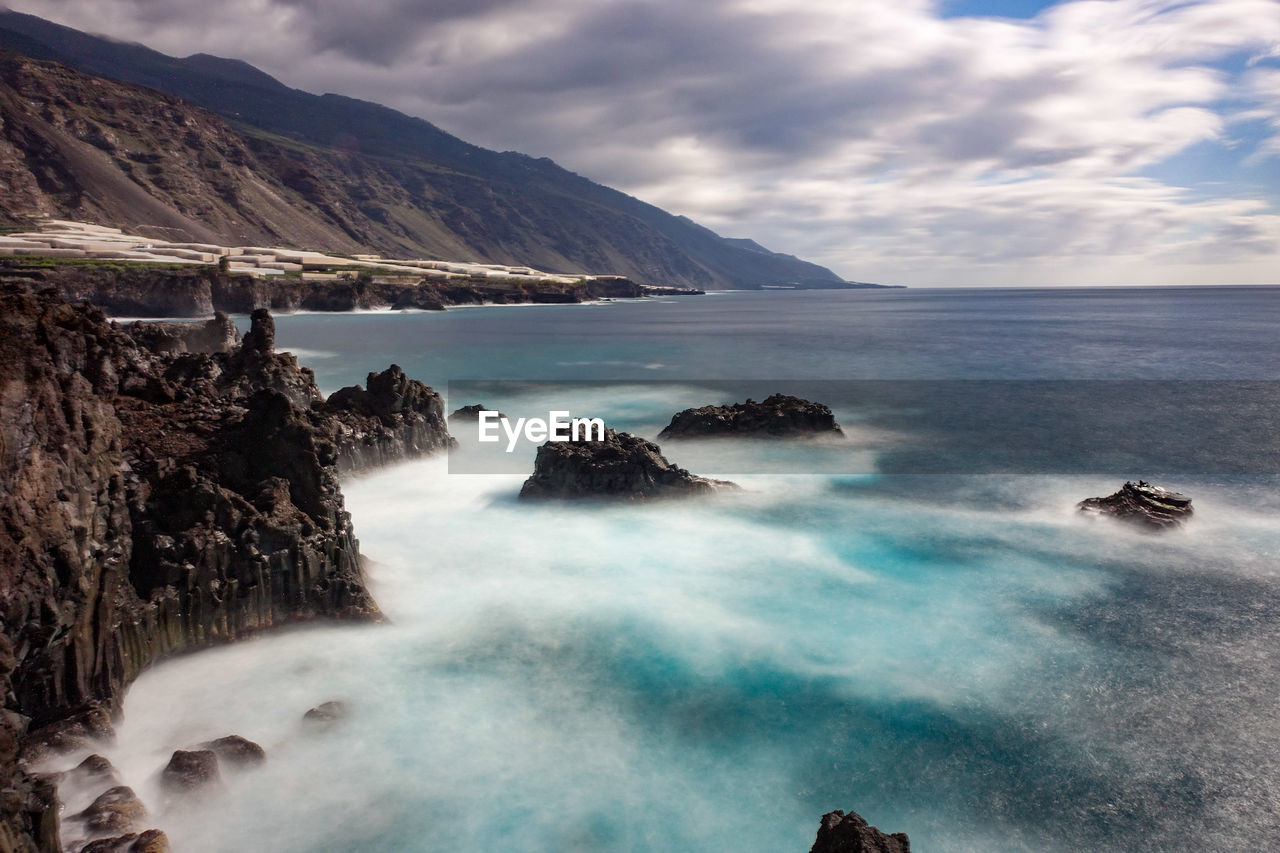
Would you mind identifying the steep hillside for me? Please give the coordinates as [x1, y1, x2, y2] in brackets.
[0, 10, 866, 289]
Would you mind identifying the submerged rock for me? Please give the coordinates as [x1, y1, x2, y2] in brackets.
[810, 809, 911, 853]
[303, 701, 349, 729]
[159, 749, 221, 794]
[658, 393, 843, 439]
[1077, 481, 1193, 530]
[197, 735, 266, 768]
[518, 428, 738, 500]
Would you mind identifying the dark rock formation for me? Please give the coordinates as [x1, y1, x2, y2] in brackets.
[19, 707, 115, 766]
[80, 830, 170, 853]
[158, 750, 220, 795]
[448, 404, 488, 423]
[324, 365, 454, 474]
[518, 429, 738, 500]
[658, 394, 844, 440]
[0, 284, 449, 849]
[391, 288, 447, 312]
[71, 786, 146, 835]
[810, 810, 911, 853]
[197, 735, 265, 768]
[59, 754, 120, 790]
[1077, 481, 1193, 530]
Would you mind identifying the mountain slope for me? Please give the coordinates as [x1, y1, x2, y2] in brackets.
[0, 9, 865, 289]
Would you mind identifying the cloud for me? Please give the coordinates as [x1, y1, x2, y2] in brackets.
[9, 0, 1280, 284]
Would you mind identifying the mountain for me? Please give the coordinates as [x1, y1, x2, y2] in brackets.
[0, 9, 873, 290]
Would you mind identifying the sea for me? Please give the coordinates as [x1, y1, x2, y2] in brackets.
[86, 288, 1280, 851]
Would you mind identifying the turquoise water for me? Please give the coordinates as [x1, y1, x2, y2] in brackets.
[99, 288, 1280, 851]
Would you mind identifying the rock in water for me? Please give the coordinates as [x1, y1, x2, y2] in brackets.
[302, 701, 349, 730]
[518, 428, 738, 499]
[1077, 481, 1193, 530]
[658, 393, 843, 439]
[324, 365, 455, 473]
[159, 750, 221, 794]
[197, 735, 266, 768]
[79, 829, 171, 853]
[73, 786, 148, 835]
[810, 809, 911, 853]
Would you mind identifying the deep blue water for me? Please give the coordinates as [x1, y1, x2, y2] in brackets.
[95, 287, 1280, 852]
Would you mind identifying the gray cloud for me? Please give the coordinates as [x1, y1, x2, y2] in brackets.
[9, 0, 1280, 284]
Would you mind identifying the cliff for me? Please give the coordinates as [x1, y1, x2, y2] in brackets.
[0, 286, 451, 850]
[0, 259, 645, 317]
[0, 16, 868, 291]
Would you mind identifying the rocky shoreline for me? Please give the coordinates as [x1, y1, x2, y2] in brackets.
[0, 259, 689, 319]
[1, 285, 892, 852]
[0, 284, 453, 850]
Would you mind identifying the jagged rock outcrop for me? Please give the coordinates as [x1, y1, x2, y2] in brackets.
[324, 365, 454, 474]
[518, 429, 737, 500]
[810, 810, 910, 853]
[1077, 481, 1193, 530]
[658, 394, 844, 440]
[0, 285, 450, 850]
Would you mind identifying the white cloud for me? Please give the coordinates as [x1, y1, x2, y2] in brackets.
[10, 0, 1280, 284]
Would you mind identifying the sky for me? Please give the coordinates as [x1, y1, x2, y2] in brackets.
[9, 0, 1280, 285]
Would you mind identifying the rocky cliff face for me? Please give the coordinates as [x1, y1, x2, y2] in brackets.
[0, 286, 451, 850]
[0, 260, 641, 319]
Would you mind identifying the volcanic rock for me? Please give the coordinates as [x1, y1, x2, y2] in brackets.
[0, 284, 450, 846]
[159, 749, 221, 794]
[448, 404, 490, 422]
[1077, 481, 1193, 530]
[518, 428, 738, 500]
[324, 365, 455, 473]
[196, 735, 265, 769]
[810, 809, 911, 853]
[80, 828, 171, 852]
[658, 394, 843, 439]
[20, 706, 115, 764]
[73, 786, 147, 835]
[61, 754, 122, 790]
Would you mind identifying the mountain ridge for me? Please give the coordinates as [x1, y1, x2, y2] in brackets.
[0, 9, 883, 289]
